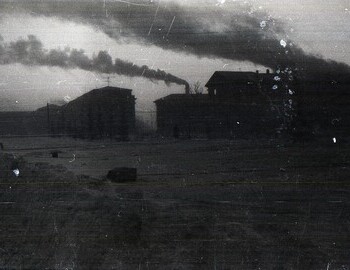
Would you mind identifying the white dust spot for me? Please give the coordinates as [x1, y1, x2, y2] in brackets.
[272, 85, 278, 90]
[56, 80, 67, 85]
[274, 76, 281, 81]
[236, 121, 240, 125]
[288, 89, 294, 95]
[333, 137, 337, 144]
[280, 39, 287, 48]
[331, 118, 340, 125]
[64, 95, 72, 103]
[216, 0, 226, 5]
[260, 21, 267, 29]
[12, 169, 19, 177]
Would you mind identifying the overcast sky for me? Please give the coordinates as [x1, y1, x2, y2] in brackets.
[0, 0, 349, 111]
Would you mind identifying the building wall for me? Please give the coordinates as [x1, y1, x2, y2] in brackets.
[156, 98, 278, 139]
[50, 96, 135, 140]
[0, 112, 48, 136]
[0, 88, 137, 140]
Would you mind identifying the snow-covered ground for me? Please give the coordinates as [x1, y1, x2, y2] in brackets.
[0, 138, 349, 269]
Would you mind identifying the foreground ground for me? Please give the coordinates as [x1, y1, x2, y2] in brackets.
[0, 137, 349, 269]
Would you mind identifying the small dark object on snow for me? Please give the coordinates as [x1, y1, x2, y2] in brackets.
[107, 167, 137, 183]
[51, 151, 59, 158]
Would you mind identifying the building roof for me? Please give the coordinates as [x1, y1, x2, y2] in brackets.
[205, 71, 274, 88]
[36, 104, 61, 112]
[154, 94, 210, 104]
[36, 86, 135, 113]
[86, 86, 133, 96]
[64, 86, 135, 109]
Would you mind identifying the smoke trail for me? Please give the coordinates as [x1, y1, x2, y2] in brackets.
[0, 35, 189, 89]
[1, 0, 349, 80]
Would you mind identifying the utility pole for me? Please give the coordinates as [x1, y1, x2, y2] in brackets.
[47, 102, 51, 135]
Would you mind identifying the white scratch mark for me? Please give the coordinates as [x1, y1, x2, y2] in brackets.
[166, 16, 176, 37]
[69, 154, 76, 163]
[105, 0, 109, 18]
[148, 3, 160, 36]
[109, 0, 153, 6]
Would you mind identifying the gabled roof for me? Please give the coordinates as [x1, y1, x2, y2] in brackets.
[205, 71, 259, 87]
[65, 86, 135, 109]
[205, 71, 276, 88]
[36, 86, 135, 112]
[85, 86, 132, 96]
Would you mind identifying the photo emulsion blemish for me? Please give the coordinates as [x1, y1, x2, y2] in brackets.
[0, 1, 349, 269]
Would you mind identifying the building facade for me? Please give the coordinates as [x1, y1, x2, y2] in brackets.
[155, 70, 290, 139]
[48, 86, 136, 140]
[155, 70, 350, 141]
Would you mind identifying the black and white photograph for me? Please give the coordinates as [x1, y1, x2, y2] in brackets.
[0, 0, 349, 269]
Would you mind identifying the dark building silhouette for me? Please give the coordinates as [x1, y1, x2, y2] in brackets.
[206, 70, 273, 99]
[0, 111, 48, 136]
[48, 86, 136, 140]
[0, 86, 136, 140]
[155, 70, 283, 139]
[155, 70, 350, 140]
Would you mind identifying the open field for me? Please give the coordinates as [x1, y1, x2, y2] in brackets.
[0, 137, 349, 269]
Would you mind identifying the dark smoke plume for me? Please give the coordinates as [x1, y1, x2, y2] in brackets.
[1, 0, 350, 80]
[0, 35, 189, 90]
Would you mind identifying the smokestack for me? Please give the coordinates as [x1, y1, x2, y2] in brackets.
[185, 83, 190, 95]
